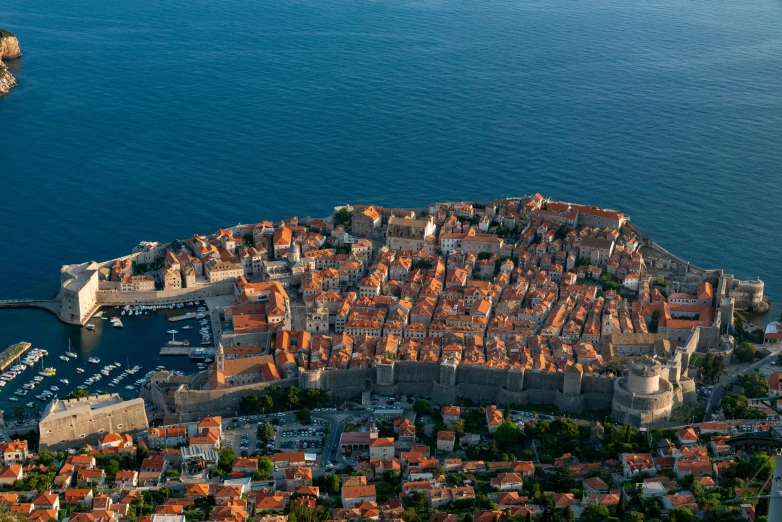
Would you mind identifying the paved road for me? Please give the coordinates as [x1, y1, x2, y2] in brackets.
[313, 411, 352, 475]
[704, 347, 782, 422]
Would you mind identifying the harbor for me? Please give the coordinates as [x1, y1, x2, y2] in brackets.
[0, 301, 216, 417]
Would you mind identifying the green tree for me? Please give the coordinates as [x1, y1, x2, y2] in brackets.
[37, 449, 54, 467]
[257, 422, 275, 444]
[302, 388, 328, 409]
[735, 341, 757, 363]
[258, 394, 273, 413]
[562, 505, 575, 522]
[504, 401, 511, 419]
[582, 504, 609, 522]
[217, 448, 236, 473]
[67, 388, 90, 400]
[314, 473, 341, 495]
[286, 386, 300, 409]
[668, 507, 696, 522]
[13, 405, 24, 421]
[616, 488, 626, 517]
[334, 207, 353, 227]
[413, 399, 432, 416]
[703, 354, 714, 384]
[296, 408, 312, 422]
[494, 421, 521, 452]
[739, 371, 769, 398]
[722, 394, 765, 419]
[257, 457, 273, 479]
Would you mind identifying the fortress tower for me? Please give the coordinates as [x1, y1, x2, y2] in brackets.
[563, 364, 583, 396]
[611, 357, 674, 427]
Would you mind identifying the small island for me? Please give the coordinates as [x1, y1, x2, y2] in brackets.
[0, 28, 21, 96]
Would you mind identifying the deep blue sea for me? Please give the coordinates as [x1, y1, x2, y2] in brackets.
[0, 0, 781, 411]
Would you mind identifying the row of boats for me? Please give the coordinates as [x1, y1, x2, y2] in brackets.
[79, 363, 143, 390]
[0, 348, 49, 384]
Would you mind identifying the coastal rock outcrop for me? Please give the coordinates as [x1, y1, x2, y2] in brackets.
[0, 29, 21, 96]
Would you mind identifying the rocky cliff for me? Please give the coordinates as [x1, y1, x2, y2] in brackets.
[0, 30, 21, 96]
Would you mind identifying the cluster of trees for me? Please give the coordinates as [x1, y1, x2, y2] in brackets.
[733, 311, 765, 344]
[240, 386, 330, 414]
[737, 370, 769, 398]
[722, 394, 766, 419]
[95, 454, 139, 481]
[524, 419, 647, 463]
[5, 470, 54, 493]
[700, 353, 726, 384]
[333, 207, 353, 227]
[734, 341, 760, 363]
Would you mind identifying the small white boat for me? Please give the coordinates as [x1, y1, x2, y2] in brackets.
[60, 379, 69, 385]
[50, 386, 59, 392]
[182, 325, 193, 330]
[76, 368, 85, 374]
[167, 329, 178, 334]
[86, 324, 95, 331]
[59, 355, 70, 361]
[9, 397, 18, 402]
[125, 385, 135, 390]
[25, 402, 34, 408]
[88, 357, 100, 364]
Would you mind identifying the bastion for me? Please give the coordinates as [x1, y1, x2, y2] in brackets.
[39, 393, 149, 450]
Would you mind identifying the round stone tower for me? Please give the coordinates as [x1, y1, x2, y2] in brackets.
[628, 358, 661, 395]
[612, 356, 674, 427]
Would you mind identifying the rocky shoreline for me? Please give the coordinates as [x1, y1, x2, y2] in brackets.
[0, 30, 21, 96]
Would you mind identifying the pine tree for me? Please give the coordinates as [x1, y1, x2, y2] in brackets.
[504, 401, 511, 419]
[617, 488, 626, 517]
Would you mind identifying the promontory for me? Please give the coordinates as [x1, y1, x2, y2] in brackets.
[0, 28, 21, 96]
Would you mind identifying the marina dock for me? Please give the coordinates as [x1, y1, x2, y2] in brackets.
[160, 346, 191, 356]
[168, 312, 197, 322]
[0, 342, 32, 372]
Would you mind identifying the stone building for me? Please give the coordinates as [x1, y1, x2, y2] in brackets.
[39, 394, 148, 450]
[386, 216, 436, 251]
[59, 262, 100, 325]
[612, 357, 674, 427]
[352, 206, 382, 238]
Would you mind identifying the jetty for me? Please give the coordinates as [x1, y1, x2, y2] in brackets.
[0, 342, 32, 371]
[168, 312, 197, 322]
[160, 346, 190, 356]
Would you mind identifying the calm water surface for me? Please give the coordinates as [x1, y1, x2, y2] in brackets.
[0, 0, 781, 411]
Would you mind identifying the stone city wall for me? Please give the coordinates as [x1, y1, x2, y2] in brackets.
[163, 361, 623, 423]
[96, 282, 234, 306]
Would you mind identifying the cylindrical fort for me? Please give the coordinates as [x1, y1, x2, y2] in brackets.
[628, 359, 661, 395]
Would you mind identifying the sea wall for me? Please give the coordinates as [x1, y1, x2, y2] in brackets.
[96, 282, 234, 306]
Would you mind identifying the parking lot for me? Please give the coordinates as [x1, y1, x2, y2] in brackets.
[275, 419, 327, 452]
